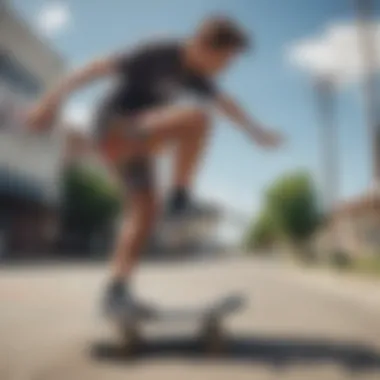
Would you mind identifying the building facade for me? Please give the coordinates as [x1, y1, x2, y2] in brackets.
[151, 202, 223, 255]
[314, 190, 380, 258]
[0, 2, 66, 257]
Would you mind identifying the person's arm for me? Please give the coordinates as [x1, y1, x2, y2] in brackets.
[215, 93, 283, 148]
[28, 57, 120, 130]
[49, 58, 116, 102]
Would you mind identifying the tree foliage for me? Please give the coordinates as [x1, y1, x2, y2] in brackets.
[62, 165, 122, 234]
[245, 210, 276, 250]
[245, 171, 321, 251]
[265, 171, 320, 244]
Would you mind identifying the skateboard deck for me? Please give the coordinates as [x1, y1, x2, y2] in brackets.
[150, 294, 244, 321]
[104, 294, 246, 355]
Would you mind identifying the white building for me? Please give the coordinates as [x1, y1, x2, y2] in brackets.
[0, 1, 66, 255]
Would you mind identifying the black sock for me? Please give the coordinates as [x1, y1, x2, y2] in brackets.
[108, 278, 127, 296]
[168, 187, 190, 213]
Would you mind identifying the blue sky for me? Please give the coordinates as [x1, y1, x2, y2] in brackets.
[9, 0, 380, 239]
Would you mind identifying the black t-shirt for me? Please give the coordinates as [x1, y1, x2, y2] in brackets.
[105, 39, 219, 114]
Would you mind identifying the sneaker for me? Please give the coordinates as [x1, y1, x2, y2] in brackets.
[165, 193, 205, 221]
[102, 281, 156, 319]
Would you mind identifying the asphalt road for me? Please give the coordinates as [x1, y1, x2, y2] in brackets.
[1, 256, 380, 380]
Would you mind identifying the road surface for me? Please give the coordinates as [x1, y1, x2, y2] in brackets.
[1, 257, 380, 380]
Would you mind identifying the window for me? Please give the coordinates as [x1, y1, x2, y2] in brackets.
[0, 51, 42, 98]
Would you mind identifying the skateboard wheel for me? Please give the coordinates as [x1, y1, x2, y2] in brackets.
[200, 318, 225, 354]
[118, 323, 141, 354]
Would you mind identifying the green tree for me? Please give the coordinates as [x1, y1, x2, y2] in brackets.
[245, 210, 277, 251]
[62, 165, 122, 252]
[265, 171, 321, 253]
[245, 171, 321, 257]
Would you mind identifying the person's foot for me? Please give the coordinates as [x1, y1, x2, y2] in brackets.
[165, 188, 190, 218]
[166, 200, 206, 225]
[165, 187, 203, 220]
[102, 280, 156, 319]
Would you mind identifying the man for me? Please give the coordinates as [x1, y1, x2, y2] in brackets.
[28, 16, 283, 316]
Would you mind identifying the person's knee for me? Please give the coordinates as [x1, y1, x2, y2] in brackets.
[182, 107, 210, 139]
[185, 107, 210, 127]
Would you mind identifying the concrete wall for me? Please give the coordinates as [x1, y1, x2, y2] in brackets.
[0, 2, 66, 204]
[0, 2, 66, 92]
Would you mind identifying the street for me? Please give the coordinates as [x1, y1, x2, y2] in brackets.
[1, 256, 380, 380]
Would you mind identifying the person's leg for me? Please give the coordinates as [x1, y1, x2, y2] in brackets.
[142, 105, 210, 186]
[139, 105, 211, 212]
[102, 105, 210, 313]
[107, 107, 208, 279]
[99, 104, 211, 190]
[111, 168, 157, 280]
[104, 158, 158, 314]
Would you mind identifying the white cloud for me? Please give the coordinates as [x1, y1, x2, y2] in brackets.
[36, 2, 71, 36]
[288, 21, 380, 85]
[63, 103, 92, 133]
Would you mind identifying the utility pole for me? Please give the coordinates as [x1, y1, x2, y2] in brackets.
[354, 0, 380, 190]
[314, 77, 339, 213]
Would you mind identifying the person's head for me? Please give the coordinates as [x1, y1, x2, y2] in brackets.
[186, 15, 250, 75]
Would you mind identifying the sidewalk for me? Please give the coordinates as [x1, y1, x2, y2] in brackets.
[289, 264, 380, 314]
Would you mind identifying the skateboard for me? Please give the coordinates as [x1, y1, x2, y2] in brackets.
[105, 294, 245, 355]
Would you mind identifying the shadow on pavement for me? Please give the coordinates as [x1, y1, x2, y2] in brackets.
[0, 251, 235, 269]
[91, 335, 380, 373]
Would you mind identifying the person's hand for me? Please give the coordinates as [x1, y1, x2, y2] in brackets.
[250, 127, 284, 149]
[27, 96, 60, 132]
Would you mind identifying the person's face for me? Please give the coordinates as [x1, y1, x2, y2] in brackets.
[192, 42, 240, 75]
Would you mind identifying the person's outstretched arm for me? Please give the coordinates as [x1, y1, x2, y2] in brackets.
[216, 93, 283, 149]
[28, 57, 119, 131]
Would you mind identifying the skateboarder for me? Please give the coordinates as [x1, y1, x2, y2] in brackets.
[28, 16, 283, 316]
